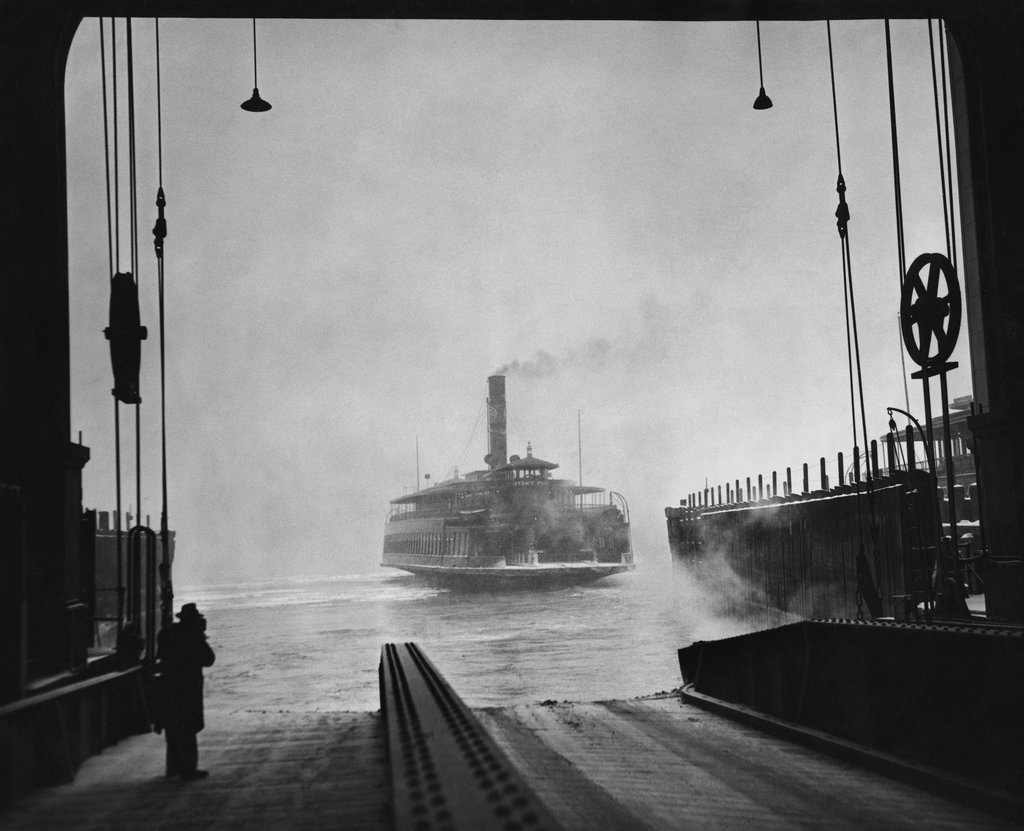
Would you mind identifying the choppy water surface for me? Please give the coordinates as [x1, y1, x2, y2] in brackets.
[183, 558, 735, 712]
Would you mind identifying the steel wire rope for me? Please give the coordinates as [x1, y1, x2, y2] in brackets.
[153, 18, 173, 628]
[111, 18, 120, 273]
[827, 21, 880, 617]
[448, 399, 486, 478]
[827, 22, 858, 462]
[927, 20, 956, 268]
[99, 20, 113, 280]
[884, 21, 908, 291]
[928, 19, 966, 598]
[886, 22, 926, 608]
[938, 24, 959, 273]
[102, 18, 126, 630]
[127, 17, 143, 526]
[505, 405, 525, 449]
[885, 22, 914, 424]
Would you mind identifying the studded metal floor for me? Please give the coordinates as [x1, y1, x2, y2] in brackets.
[1, 694, 1017, 829]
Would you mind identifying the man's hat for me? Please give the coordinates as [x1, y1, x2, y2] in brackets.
[176, 602, 202, 620]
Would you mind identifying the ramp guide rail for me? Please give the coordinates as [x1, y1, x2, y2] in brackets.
[379, 642, 561, 831]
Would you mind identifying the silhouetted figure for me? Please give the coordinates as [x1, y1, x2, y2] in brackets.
[156, 603, 216, 780]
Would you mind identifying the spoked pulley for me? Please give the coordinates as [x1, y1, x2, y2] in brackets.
[900, 252, 961, 371]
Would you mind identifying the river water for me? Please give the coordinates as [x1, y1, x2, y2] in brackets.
[180, 556, 752, 713]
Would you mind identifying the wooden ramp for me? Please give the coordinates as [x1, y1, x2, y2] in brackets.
[476, 697, 1018, 831]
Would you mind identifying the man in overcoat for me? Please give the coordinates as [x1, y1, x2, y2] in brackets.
[156, 602, 216, 780]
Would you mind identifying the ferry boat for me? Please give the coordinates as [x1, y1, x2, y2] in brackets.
[382, 376, 635, 587]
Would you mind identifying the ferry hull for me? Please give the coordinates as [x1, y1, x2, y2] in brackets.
[381, 560, 634, 589]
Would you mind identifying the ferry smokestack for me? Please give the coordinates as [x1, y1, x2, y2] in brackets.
[486, 375, 508, 470]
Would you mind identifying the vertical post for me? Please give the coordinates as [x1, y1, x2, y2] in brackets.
[939, 371, 960, 580]
[578, 410, 582, 488]
[820, 457, 827, 490]
[871, 439, 879, 479]
[906, 425, 915, 470]
[803, 462, 809, 494]
[717, 485, 722, 505]
[887, 432, 896, 473]
[757, 474, 763, 500]
[786, 467, 792, 497]
[853, 446, 861, 484]
[838, 451, 845, 486]
[772, 470, 778, 498]
[746, 477, 752, 501]
[736, 479, 741, 503]
[922, 376, 936, 475]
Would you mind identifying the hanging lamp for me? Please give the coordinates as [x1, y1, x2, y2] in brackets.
[241, 18, 272, 112]
[752, 20, 773, 110]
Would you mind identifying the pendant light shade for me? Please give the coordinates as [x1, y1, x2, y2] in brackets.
[753, 86, 773, 110]
[241, 19, 271, 112]
[241, 88, 272, 112]
[752, 21, 773, 110]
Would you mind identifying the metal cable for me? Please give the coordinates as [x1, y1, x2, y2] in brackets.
[154, 18, 173, 627]
[938, 23, 959, 273]
[127, 17, 143, 524]
[99, 19, 113, 279]
[927, 20, 953, 264]
[111, 18, 119, 272]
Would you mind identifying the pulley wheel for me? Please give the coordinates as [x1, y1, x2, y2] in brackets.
[900, 252, 961, 368]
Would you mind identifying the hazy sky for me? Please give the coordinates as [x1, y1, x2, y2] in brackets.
[64, 18, 972, 585]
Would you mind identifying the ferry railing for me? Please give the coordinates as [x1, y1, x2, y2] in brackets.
[609, 491, 633, 563]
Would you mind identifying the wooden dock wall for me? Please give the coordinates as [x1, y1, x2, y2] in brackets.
[666, 471, 939, 623]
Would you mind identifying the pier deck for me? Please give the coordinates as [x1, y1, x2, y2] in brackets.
[0, 695, 1015, 829]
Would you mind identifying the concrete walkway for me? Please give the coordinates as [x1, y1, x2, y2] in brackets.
[0, 696, 1016, 829]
